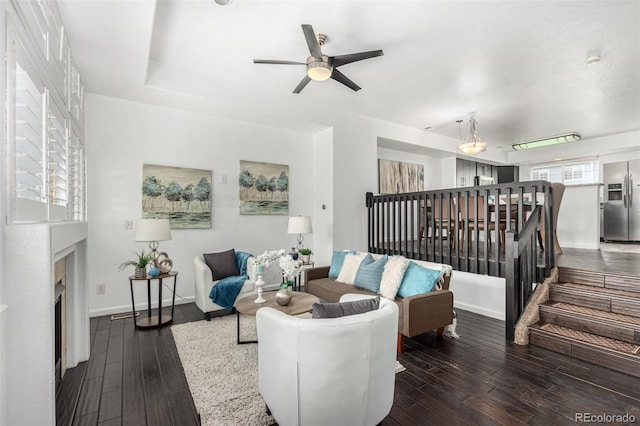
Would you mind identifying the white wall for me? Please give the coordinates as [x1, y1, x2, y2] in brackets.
[86, 94, 316, 316]
[312, 128, 334, 266]
[450, 271, 507, 320]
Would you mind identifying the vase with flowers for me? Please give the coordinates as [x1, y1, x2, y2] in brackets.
[276, 255, 301, 306]
[253, 249, 285, 303]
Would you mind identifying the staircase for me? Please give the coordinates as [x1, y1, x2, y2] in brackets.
[529, 267, 640, 377]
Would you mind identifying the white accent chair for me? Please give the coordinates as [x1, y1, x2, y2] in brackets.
[193, 255, 282, 319]
[256, 294, 399, 426]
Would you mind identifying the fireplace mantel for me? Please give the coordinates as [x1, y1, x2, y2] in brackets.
[3, 222, 89, 425]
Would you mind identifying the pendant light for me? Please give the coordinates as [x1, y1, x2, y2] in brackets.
[457, 117, 487, 155]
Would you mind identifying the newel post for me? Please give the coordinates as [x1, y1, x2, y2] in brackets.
[505, 230, 518, 341]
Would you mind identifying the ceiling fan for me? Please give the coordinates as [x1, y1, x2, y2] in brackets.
[254, 24, 384, 94]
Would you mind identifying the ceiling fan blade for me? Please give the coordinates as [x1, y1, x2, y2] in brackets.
[301, 24, 323, 58]
[331, 69, 361, 92]
[331, 50, 384, 67]
[293, 75, 312, 94]
[254, 59, 306, 65]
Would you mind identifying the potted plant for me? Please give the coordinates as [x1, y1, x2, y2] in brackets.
[298, 248, 313, 264]
[119, 250, 154, 278]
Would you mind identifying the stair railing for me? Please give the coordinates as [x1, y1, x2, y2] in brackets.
[505, 205, 541, 340]
[365, 181, 556, 340]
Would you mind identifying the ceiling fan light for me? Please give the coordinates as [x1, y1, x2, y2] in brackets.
[307, 60, 332, 81]
[512, 132, 581, 151]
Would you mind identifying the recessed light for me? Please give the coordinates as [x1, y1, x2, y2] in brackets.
[214, 0, 232, 5]
[423, 126, 432, 130]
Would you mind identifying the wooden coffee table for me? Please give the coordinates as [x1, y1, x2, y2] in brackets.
[235, 291, 319, 344]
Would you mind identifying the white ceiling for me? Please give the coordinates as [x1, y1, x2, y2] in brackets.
[58, 0, 640, 152]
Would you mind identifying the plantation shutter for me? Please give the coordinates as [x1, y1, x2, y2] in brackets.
[9, 27, 47, 222]
[46, 94, 68, 220]
[68, 128, 85, 221]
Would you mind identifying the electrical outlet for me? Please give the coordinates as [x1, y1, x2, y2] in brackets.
[97, 283, 106, 295]
[124, 219, 133, 229]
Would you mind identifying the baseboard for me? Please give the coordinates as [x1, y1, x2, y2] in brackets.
[454, 300, 505, 321]
[559, 242, 600, 250]
[89, 296, 195, 318]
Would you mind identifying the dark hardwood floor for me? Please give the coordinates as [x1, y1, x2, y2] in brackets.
[59, 302, 640, 426]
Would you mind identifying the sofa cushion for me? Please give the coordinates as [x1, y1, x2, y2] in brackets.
[307, 277, 374, 303]
[203, 249, 240, 281]
[397, 261, 442, 298]
[328, 250, 356, 278]
[354, 255, 388, 293]
[336, 253, 369, 284]
[312, 296, 380, 319]
[379, 255, 409, 300]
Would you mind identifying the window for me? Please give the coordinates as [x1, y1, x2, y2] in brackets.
[8, 27, 48, 222]
[530, 159, 598, 185]
[533, 169, 549, 181]
[46, 94, 68, 220]
[5, 11, 85, 223]
[68, 129, 85, 221]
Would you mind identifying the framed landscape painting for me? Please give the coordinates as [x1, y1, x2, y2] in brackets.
[142, 164, 212, 229]
[378, 159, 424, 194]
[239, 160, 289, 215]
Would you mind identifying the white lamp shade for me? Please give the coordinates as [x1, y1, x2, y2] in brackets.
[135, 219, 172, 242]
[287, 216, 312, 234]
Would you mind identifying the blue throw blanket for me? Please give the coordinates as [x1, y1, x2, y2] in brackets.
[209, 251, 253, 311]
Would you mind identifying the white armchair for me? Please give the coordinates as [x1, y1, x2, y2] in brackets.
[193, 255, 282, 319]
[256, 294, 399, 426]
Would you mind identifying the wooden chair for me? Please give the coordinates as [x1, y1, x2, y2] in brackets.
[458, 195, 507, 250]
[420, 198, 457, 248]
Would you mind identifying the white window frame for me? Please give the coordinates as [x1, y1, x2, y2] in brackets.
[530, 158, 598, 186]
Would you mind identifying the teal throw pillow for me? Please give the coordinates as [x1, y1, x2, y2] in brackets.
[354, 255, 388, 293]
[328, 250, 356, 278]
[397, 261, 442, 298]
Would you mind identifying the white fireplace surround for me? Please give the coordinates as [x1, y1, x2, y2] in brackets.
[3, 222, 89, 425]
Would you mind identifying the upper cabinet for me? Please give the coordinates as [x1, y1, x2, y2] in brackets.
[4, 0, 85, 223]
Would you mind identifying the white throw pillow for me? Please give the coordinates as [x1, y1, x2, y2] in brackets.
[336, 253, 368, 284]
[379, 255, 409, 299]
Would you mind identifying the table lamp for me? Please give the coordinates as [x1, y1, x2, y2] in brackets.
[287, 215, 312, 251]
[135, 219, 173, 273]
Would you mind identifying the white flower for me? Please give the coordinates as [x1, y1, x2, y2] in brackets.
[256, 249, 285, 266]
[279, 255, 301, 282]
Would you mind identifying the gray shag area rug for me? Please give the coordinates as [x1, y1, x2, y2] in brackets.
[171, 314, 405, 426]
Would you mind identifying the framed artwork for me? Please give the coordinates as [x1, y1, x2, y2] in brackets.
[239, 160, 289, 215]
[378, 159, 424, 194]
[142, 164, 212, 229]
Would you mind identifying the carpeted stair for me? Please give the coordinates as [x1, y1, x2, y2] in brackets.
[529, 267, 640, 378]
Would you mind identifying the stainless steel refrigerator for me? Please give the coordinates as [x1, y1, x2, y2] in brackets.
[603, 159, 640, 241]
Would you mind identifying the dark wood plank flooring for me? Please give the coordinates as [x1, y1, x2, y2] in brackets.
[59, 303, 640, 426]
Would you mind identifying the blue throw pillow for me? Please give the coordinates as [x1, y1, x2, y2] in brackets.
[328, 250, 356, 278]
[354, 255, 388, 293]
[397, 262, 442, 298]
